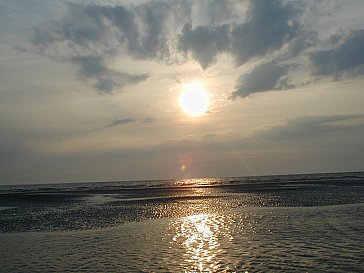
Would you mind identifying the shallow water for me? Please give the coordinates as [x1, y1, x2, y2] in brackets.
[0, 172, 363, 272]
[1, 203, 363, 272]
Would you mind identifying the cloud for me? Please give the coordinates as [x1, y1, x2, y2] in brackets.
[82, 2, 176, 60]
[196, 0, 237, 25]
[31, 1, 191, 60]
[70, 55, 148, 94]
[71, 55, 108, 78]
[142, 117, 155, 123]
[27, 0, 362, 99]
[310, 29, 364, 78]
[31, 2, 179, 93]
[230, 0, 300, 66]
[93, 78, 117, 94]
[91, 72, 148, 94]
[178, 22, 230, 69]
[29, 0, 308, 89]
[31, 4, 107, 49]
[232, 61, 294, 98]
[178, 0, 303, 69]
[108, 118, 136, 127]
[286, 30, 318, 57]
[254, 114, 364, 140]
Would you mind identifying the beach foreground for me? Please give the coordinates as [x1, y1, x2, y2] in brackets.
[1, 172, 363, 272]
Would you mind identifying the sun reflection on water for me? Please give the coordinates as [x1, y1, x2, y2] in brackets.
[174, 177, 223, 187]
[171, 213, 233, 272]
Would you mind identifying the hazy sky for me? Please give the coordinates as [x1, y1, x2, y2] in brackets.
[1, 0, 364, 184]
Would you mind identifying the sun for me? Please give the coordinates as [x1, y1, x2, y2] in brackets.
[179, 81, 209, 117]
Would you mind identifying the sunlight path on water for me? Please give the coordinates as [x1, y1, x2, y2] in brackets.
[170, 213, 234, 272]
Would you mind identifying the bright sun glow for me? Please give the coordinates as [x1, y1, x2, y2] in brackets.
[179, 81, 209, 117]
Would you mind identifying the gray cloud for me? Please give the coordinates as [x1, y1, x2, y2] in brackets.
[30, 0, 309, 84]
[230, 0, 300, 66]
[31, 2, 179, 93]
[142, 117, 155, 123]
[91, 72, 148, 94]
[31, 4, 107, 49]
[71, 55, 108, 78]
[28, 0, 363, 99]
[108, 118, 136, 128]
[178, 23, 230, 69]
[286, 30, 318, 58]
[196, 0, 236, 25]
[83, 2, 175, 60]
[310, 29, 364, 78]
[70, 55, 148, 94]
[178, 0, 302, 69]
[232, 61, 294, 98]
[31, 1, 191, 60]
[254, 114, 364, 141]
[93, 78, 117, 94]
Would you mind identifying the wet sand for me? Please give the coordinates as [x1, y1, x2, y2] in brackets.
[1, 173, 364, 272]
[1, 203, 363, 272]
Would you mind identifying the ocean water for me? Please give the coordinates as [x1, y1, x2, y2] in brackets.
[0, 172, 363, 272]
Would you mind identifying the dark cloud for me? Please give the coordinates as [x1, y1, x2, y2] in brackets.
[178, 23, 230, 69]
[109, 118, 136, 127]
[29, 0, 362, 98]
[71, 55, 148, 94]
[71, 55, 108, 78]
[31, 1, 191, 60]
[254, 114, 364, 140]
[31, 0, 306, 82]
[31, 2, 178, 93]
[133, 1, 175, 60]
[178, 0, 302, 69]
[310, 29, 364, 78]
[93, 78, 117, 93]
[176, 0, 241, 67]
[286, 30, 318, 57]
[232, 61, 294, 98]
[32, 4, 106, 48]
[327, 33, 344, 46]
[197, 0, 236, 24]
[121, 73, 149, 85]
[83, 2, 174, 60]
[230, 0, 300, 66]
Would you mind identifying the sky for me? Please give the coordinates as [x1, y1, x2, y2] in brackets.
[1, 0, 364, 184]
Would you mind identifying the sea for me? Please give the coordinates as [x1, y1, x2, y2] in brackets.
[0, 172, 363, 272]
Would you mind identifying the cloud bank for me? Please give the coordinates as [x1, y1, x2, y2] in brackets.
[29, 0, 364, 98]
[232, 61, 294, 98]
[310, 30, 364, 78]
[254, 115, 364, 141]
